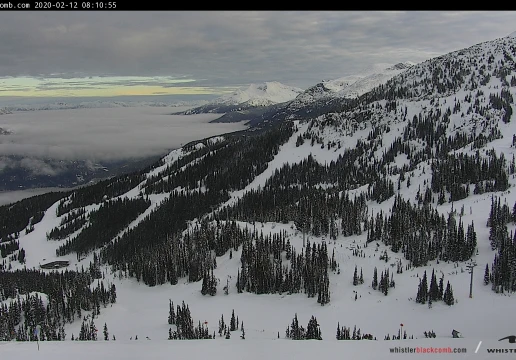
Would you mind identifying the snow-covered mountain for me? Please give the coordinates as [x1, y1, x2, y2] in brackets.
[288, 62, 414, 110]
[182, 81, 303, 115]
[2, 32, 516, 358]
[215, 81, 304, 107]
[206, 62, 415, 127]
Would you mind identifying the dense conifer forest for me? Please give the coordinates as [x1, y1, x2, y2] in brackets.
[0, 265, 116, 341]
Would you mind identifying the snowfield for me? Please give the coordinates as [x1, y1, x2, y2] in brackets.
[5, 105, 516, 359]
[0, 337, 491, 360]
[5, 118, 516, 358]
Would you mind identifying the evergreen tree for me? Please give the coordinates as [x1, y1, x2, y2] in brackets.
[306, 316, 322, 340]
[484, 264, 490, 285]
[372, 267, 378, 290]
[429, 269, 440, 301]
[218, 315, 225, 337]
[103, 323, 108, 341]
[290, 313, 301, 340]
[438, 275, 444, 299]
[353, 265, 358, 286]
[79, 321, 86, 340]
[377, 269, 389, 296]
[317, 268, 331, 305]
[443, 281, 455, 306]
[90, 320, 97, 341]
[230, 310, 236, 331]
[110, 284, 117, 304]
[168, 299, 175, 325]
[416, 271, 428, 304]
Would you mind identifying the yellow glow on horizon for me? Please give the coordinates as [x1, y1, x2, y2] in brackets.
[0, 85, 234, 97]
[0, 76, 238, 97]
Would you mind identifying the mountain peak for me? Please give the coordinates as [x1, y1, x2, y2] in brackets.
[289, 61, 414, 108]
[385, 61, 416, 71]
[213, 81, 304, 106]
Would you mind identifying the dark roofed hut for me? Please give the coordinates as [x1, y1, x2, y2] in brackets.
[40, 260, 70, 269]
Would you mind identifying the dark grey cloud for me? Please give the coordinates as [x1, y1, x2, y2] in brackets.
[0, 11, 515, 89]
[18, 157, 64, 176]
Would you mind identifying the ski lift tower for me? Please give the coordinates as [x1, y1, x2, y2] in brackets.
[466, 261, 477, 298]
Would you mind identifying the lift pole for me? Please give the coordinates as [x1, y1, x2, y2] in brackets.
[466, 262, 477, 298]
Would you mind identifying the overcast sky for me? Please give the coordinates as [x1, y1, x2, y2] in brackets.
[0, 11, 515, 99]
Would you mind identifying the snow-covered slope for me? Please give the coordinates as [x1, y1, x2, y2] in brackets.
[288, 62, 414, 110]
[2, 32, 516, 359]
[0, 337, 480, 360]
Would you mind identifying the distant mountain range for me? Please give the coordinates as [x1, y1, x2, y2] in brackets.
[191, 62, 415, 128]
[287, 62, 415, 109]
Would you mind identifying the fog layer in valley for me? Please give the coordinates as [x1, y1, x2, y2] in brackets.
[0, 106, 246, 163]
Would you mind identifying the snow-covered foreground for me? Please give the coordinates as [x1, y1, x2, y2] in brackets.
[6, 117, 516, 356]
[0, 337, 496, 360]
[12, 190, 516, 346]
